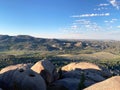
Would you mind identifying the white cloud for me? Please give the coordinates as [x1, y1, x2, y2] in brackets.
[104, 20, 109, 23]
[71, 25, 78, 30]
[98, 3, 110, 6]
[94, 8, 101, 11]
[109, 0, 120, 9]
[94, 7, 108, 11]
[94, 3, 110, 11]
[75, 19, 90, 24]
[104, 18, 118, 23]
[71, 13, 110, 18]
[62, 19, 103, 34]
[60, 28, 120, 40]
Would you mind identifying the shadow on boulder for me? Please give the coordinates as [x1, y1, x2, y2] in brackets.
[0, 69, 46, 90]
[54, 62, 112, 90]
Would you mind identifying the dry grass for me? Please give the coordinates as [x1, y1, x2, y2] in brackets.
[57, 51, 120, 60]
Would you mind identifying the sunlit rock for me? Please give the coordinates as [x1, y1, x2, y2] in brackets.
[84, 76, 120, 90]
[31, 60, 59, 84]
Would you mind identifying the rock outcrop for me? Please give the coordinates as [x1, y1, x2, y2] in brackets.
[84, 76, 120, 90]
[0, 60, 115, 90]
[31, 60, 59, 84]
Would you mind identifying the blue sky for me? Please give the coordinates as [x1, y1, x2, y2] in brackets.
[0, 0, 120, 40]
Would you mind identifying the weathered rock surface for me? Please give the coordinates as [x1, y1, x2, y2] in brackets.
[0, 69, 46, 90]
[61, 62, 112, 79]
[62, 69, 82, 79]
[61, 62, 112, 88]
[47, 84, 68, 90]
[61, 62, 101, 71]
[0, 63, 32, 74]
[84, 71, 105, 82]
[84, 76, 120, 90]
[52, 78, 80, 90]
[31, 60, 59, 84]
[84, 79, 96, 87]
[0, 61, 116, 90]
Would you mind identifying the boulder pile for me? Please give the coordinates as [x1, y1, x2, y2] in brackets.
[0, 60, 118, 90]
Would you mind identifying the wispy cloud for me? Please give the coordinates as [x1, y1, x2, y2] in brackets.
[75, 19, 91, 25]
[60, 1, 120, 40]
[94, 7, 108, 11]
[104, 18, 118, 23]
[98, 3, 110, 6]
[94, 3, 110, 11]
[71, 25, 78, 30]
[109, 0, 120, 9]
[61, 19, 103, 34]
[71, 13, 110, 18]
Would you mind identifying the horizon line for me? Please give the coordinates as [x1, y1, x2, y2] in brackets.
[0, 34, 120, 41]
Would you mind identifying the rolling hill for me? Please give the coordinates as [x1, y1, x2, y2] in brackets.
[0, 35, 120, 54]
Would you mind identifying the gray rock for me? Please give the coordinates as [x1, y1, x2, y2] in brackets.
[62, 69, 82, 79]
[85, 71, 105, 82]
[84, 76, 120, 90]
[61, 62, 112, 78]
[84, 79, 96, 87]
[61, 62, 112, 89]
[31, 60, 59, 84]
[100, 67, 112, 77]
[0, 69, 46, 90]
[47, 84, 68, 90]
[53, 78, 80, 90]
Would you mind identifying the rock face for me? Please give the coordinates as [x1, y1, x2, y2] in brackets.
[84, 76, 120, 90]
[0, 69, 46, 90]
[62, 69, 82, 79]
[52, 78, 80, 90]
[47, 84, 69, 90]
[31, 60, 59, 84]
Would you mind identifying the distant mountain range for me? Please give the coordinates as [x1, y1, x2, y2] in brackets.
[0, 35, 120, 52]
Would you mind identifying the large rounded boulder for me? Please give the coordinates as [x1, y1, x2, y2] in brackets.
[61, 62, 112, 88]
[61, 62, 111, 78]
[31, 60, 59, 84]
[0, 69, 46, 90]
[84, 76, 120, 90]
